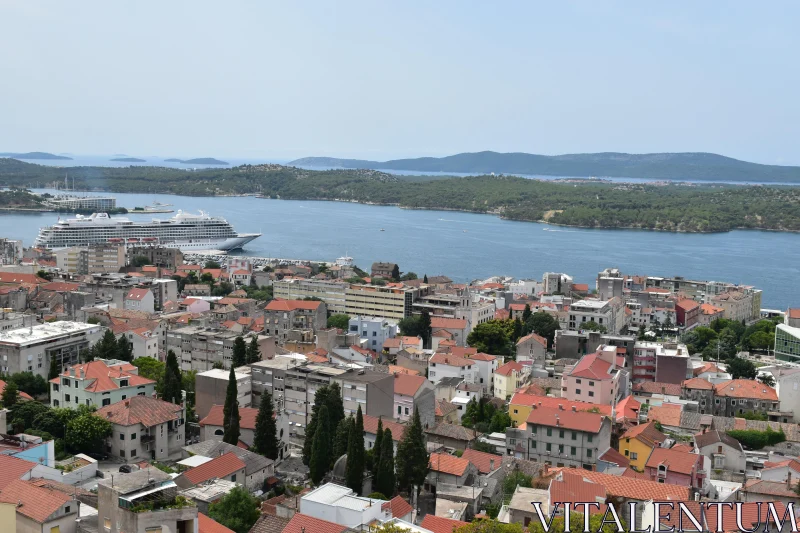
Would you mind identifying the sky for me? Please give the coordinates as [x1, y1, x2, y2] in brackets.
[1, 2, 799, 163]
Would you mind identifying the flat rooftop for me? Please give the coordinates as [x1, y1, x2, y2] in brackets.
[198, 368, 250, 380]
[571, 299, 609, 310]
[0, 321, 101, 346]
[179, 479, 237, 502]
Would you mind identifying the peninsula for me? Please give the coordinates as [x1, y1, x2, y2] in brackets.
[0, 151, 72, 160]
[163, 157, 229, 165]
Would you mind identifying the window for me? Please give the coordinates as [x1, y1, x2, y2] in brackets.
[120, 433, 125, 440]
[120, 450, 125, 458]
[65, 506, 70, 513]
[65, 394, 70, 402]
[121, 395, 127, 400]
[546, 428, 552, 437]
[102, 398, 111, 406]
[513, 409, 518, 414]
[558, 444, 564, 453]
[62, 378, 71, 387]
[576, 379, 582, 384]
[631, 452, 638, 460]
[589, 381, 594, 386]
[51, 527, 61, 533]
[398, 406, 402, 414]
[576, 389, 582, 395]
[104, 518, 111, 530]
[546, 443, 552, 452]
[131, 433, 137, 440]
[531, 441, 536, 449]
[405, 407, 409, 415]
[588, 435, 593, 443]
[53, 384, 59, 392]
[571, 446, 576, 455]
[131, 449, 136, 457]
[231, 474, 237, 482]
[588, 391, 594, 397]
[571, 431, 577, 440]
[587, 449, 592, 458]
[53, 400, 59, 407]
[559, 430, 564, 438]
[624, 450, 629, 456]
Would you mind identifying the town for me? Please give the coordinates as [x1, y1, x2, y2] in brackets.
[0, 237, 798, 533]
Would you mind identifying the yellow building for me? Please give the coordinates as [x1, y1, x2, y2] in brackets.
[618, 420, 666, 471]
[0, 501, 15, 533]
[493, 361, 526, 402]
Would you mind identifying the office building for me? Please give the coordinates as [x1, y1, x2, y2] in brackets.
[54, 244, 126, 274]
[166, 326, 274, 371]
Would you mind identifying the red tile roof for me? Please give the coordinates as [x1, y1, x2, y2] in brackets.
[49, 360, 155, 392]
[682, 377, 713, 390]
[647, 404, 682, 427]
[264, 299, 321, 311]
[389, 365, 419, 376]
[526, 405, 605, 433]
[429, 452, 471, 476]
[389, 495, 413, 518]
[693, 362, 724, 376]
[199, 512, 235, 533]
[0, 455, 38, 489]
[788, 308, 800, 319]
[461, 449, 502, 474]
[95, 396, 182, 427]
[633, 381, 683, 396]
[616, 395, 640, 422]
[675, 298, 700, 311]
[448, 347, 477, 357]
[430, 317, 467, 330]
[0, 272, 47, 284]
[714, 379, 778, 401]
[383, 338, 401, 349]
[553, 467, 689, 501]
[568, 351, 614, 380]
[495, 360, 524, 377]
[0, 479, 72, 523]
[420, 514, 468, 533]
[516, 332, 547, 347]
[742, 479, 799, 498]
[494, 309, 510, 320]
[549, 471, 606, 512]
[435, 399, 458, 417]
[40, 281, 80, 292]
[0, 379, 33, 401]
[621, 421, 667, 447]
[393, 373, 428, 397]
[465, 352, 497, 362]
[283, 513, 348, 533]
[200, 404, 259, 430]
[510, 393, 612, 416]
[362, 414, 406, 441]
[645, 447, 702, 475]
[125, 288, 151, 301]
[430, 353, 472, 368]
[598, 447, 630, 468]
[181, 452, 245, 485]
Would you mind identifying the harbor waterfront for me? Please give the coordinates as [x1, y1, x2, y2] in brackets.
[2, 189, 799, 309]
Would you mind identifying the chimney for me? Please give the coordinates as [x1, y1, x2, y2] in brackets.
[558, 404, 563, 410]
[788, 472, 792, 491]
[571, 406, 576, 412]
[490, 459, 495, 471]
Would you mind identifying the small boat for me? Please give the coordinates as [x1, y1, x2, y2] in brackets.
[380, 228, 385, 232]
[152, 200, 173, 207]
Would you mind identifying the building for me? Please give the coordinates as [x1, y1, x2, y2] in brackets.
[674, 299, 701, 329]
[711, 379, 779, 417]
[150, 278, 178, 311]
[345, 284, 416, 321]
[680, 378, 714, 413]
[738, 479, 800, 506]
[561, 346, 627, 405]
[774, 323, 800, 362]
[0, 238, 22, 265]
[0, 321, 103, 378]
[273, 279, 348, 314]
[96, 469, 198, 533]
[693, 429, 746, 474]
[50, 359, 157, 408]
[199, 404, 258, 445]
[166, 326, 275, 371]
[393, 373, 435, 427]
[55, 244, 126, 274]
[126, 246, 184, 268]
[95, 396, 185, 462]
[632, 341, 690, 385]
[644, 447, 705, 490]
[348, 316, 398, 352]
[596, 268, 625, 301]
[493, 361, 528, 401]
[182, 440, 275, 491]
[299, 482, 392, 530]
[124, 287, 155, 313]
[195, 367, 252, 419]
[425, 422, 479, 451]
[710, 288, 761, 323]
[426, 453, 478, 491]
[362, 414, 407, 453]
[618, 421, 666, 471]
[0, 479, 79, 533]
[515, 332, 547, 365]
[568, 298, 625, 334]
[428, 353, 477, 387]
[264, 299, 327, 342]
[507, 392, 613, 428]
[175, 452, 247, 489]
[48, 194, 116, 210]
[462, 352, 498, 395]
[430, 317, 468, 346]
[505, 404, 612, 468]
[371, 262, 398, 279]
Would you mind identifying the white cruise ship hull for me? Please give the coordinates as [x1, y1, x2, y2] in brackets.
[161, 233, 261, 251]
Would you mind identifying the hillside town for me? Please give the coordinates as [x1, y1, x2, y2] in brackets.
[0, 238, 799, 533]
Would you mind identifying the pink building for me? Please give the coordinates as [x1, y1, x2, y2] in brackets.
[561, 345, 625, 405]
[645, 446, 705, 490]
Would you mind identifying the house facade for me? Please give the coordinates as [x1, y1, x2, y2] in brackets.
[50, 359, 156, 409]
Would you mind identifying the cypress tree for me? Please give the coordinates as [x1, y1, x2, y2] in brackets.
[98, 329, 119, 359]
[420, 310, 432, 349]
[222, 366, 240, 445]
[253, 391, 280, 460]
[48, 355, 60, 381]
[162, 350, 182, 404]
[333, 416, 353, 460]
[423, 274, 428, 284]
[303, 386, 331, 465]
[310, 404, 331, 484]
[231, 336, 247, 368]
[325, 382, 345, 447]
[376, 428, 396, 498]
[396, 407, 429, 495]
[371, 417, 384, 477]
[245, 336, 261, 364]
[345, 405, 365, 495]
[522, 303, 532, 323]
[116, 335, 133, 362]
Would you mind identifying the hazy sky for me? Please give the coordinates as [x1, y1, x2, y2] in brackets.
[2, 2, 799, 163]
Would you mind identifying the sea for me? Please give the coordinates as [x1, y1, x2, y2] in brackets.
[2, 189, 799, 310]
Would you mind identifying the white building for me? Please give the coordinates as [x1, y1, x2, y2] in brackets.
[0, 321, 103, 378]
[568, 298, 625, 334]
[50, 359, 157, 409]
[348, 316, 398, 352]
[428, 353, 477, 386]
[300, 483, 391, 530]
[123, 287, 155, 313]
[464, 352, 499, 395]
[510, 279, 542, 298]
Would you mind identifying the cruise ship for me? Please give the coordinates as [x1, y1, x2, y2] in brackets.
[34, 211, 261, 251]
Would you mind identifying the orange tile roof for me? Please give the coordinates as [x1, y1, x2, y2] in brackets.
[494, 309, 510, 320]
[394, 373, 428, 396]
[675, 298, 700, 311]
[633, 381, 682, 396]
[616, 395, 640, 422]
[389, 365, 419, 376]
[264, 299, 322, 311]
[510, 393, 612, 416]
[526, 405, 605, 433]
[400, 336, 421, 345]
[700, 303, 724, 315]
[0, 455, 38, 489]
[645, 447, 701, 475]
[571, 283, 590, 292]
[49, 360, 155, 392]
[181, 452, 246, 485]
[0, 479, 72, 523]
[647, 404, 682, 427]
[495, 360, 524, 376]
[553, 467, 690, 501]
[430, 353, 472, 368]
[125, 287, 151, 300]
[465, 352, 497, 362]
[693, 362, 724, 376]
[95, 396, 182, 427]
[621, 421, 667, 447]
[199, 512, 235, 533]
[438, 339, 456, 347]
[306, 352, 329, 364]
[40, 281, 80, 292]
[568, 351, 614, 380]
[200, 405, 259, 430]
[448, 347, 477, 357]
[0, 379, 33, 401]
[362, 414, 406, 441]
[788, 308, 800, 319]
[284, 513, 348, 533]
[429, 452, 471, 476]
[598, 447, 630, 468]
[461, 449, 502, 474]
[742, 479, 799, 498]
[389, 495, 413, 518]
[430, 317, 467, 330]
[516, 332, 547, 347]
[714, 379, 778, 401]
[383, 338, 401, 349]
[549, 471, 606, 512]
[435, 399, 458, 417]
[0, 272, 47, 284]
[420, 515, 469, 533]
[682, 377, 713, 390]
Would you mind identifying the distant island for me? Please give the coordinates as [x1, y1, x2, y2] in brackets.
[110, 157, 146, 163]
[0, 151, 72, 161]
[164, 157, 229, 165]
[289, 151, 800, 183]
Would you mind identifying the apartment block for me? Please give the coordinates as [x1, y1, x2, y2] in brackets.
[126, 245, 184, 268]
[345, 284, 417, 320]
[195, 367, 252, 419]
[561, 345, 627, 405]
[0, 321, 103, 378]
[264, 299, 327, 342]
[568, 298, 625, 334]
[55, 244, 126, 274]
[348, 315, 399, 352]
[632, 341, 691, 384]
[166, 326, 274, 371]
[273, 278, 348, 313]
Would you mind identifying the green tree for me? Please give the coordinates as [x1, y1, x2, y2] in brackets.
[162, 350, 182, 404]
[32, 407, 77, 439]
[758, 373, 776, 387]
[455, 520, 524, 533]
[231, 336, 247, 368]
[376, 428, 396, 497]
[132, 357, 166, 390]
[211, 281, 235, 297]
[1, 381, 19, 409]
[489, 410, 512, 433]
[502, 471, 532, 499]
[7, 372, 48, 397]
[48, 355, 60, 381]
[470, 440, 498, 454]
[396, 407, 428, 495]
[727, 357, 758, 380]
[522, 304, 532, 323]
[36, 269, 53, 281]
[67, 412, 112, 454]
[467, 320, 512, 356]
[253, 391, 280, 460]
[372, 417, 384, 477]
[748, 331, 775, 352]
[683, 325, 718, 353]
[310, 404, 332, 484]
[423, 274, 428, 284]
[115, 335, 133, 362]
[208, 485, 261, 533]
[398, 315, 423, 338]
[303, 386, 332, 465]
[526, 311, 560, 349]
[579, 321, 608, 334]
[327, 314, 351, 330]
[400, 272, 418, 281]
[246, 336, 261, 364]
[10, 400, 49, 431]
[130, 255, 151, 267]
[204, 260, 222, 269]
[334, 416, 354, 460]
[222, 366, 240, 445]
[345, 405, 365, 494]
[391, 264, 401, 281]
[96, 329, 119, 360]
[200, 272, 214, 284]
[420, 310, 432, 348]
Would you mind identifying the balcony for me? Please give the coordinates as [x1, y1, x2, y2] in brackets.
[140, 434, 155, 443]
